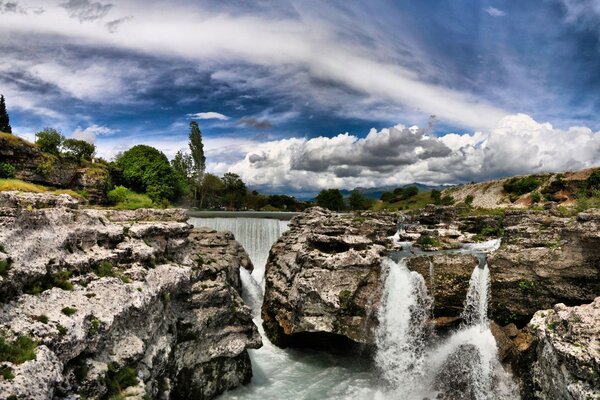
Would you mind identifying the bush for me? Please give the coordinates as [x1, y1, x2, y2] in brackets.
[430, 189, 442, 205]
[464, 194, 474, 206]
[0, 162, 15, 178]
[503, 176, 540, 196]
[107, 185, 153, 210]
[108, 185, 130, 204]
[587, 170, 600, 191]
[530, 191, 542, 203]
[35, 128, 63, 156]
[348, 190, 371, 210]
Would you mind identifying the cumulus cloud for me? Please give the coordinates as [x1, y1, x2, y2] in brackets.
[225, 114, 600, 191]
[72, 124, 116, 143]
[485, 7, 506, 17]
[61, 0, 112, 22]
[188, 112, 230, 121]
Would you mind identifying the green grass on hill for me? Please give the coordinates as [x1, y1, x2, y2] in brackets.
[108, 186, 154, 210]
[371, 191, 435, 211]
[0, 178, 83, 199]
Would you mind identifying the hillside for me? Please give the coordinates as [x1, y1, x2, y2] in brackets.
[443, 167, 600, 209]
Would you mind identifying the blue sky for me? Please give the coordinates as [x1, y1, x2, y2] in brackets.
[1, 0, 600, 195]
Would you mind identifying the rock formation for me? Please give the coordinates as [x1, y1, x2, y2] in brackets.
[0, 134, 109, 204]
[0, 191, 260, 399]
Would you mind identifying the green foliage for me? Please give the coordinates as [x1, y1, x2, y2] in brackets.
[430, 189, 442, 205]
[503, 176, 540, 196]
[0, 94, 12, 134]
[0, 258, 12, 277]
[0, 335, 37, 364]
[56, 324, 67, 335]
[316, 188, 344, 211]
[440, 195, 455, 205]
[104, 363, 138, 399]
[381, 186, 420, 203]
[95, 262, 115, 278]
[1, 366, 14, 380]
[0, 162, 15, 179]
[35, 315, 49, 324]
[338, 289, 353, 310]
[586, 170, 600, 191]
[518, 280, 536, 291]
[107, 185, 153, 210]
[348, 190, 372, 210]
[416, 235, 441, 248]
[61, 306, 77, 316]
[62, 138, 95, 161]
[530, 191, 542, 203]
[35, 128, 64, 156]
[464, 194, 474, 206]
[115, 145, 182, 202]
[24, 269, 73, 294]
[189, 121, 206, 184]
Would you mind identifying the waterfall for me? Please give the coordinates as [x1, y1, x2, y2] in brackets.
[461, 262, 490, 327]
[375, 258, 518, 400]
[190, 217, 289, 285]
[375, 258, 432, 394]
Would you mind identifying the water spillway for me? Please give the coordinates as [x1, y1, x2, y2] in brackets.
[190, 217, 518, 399]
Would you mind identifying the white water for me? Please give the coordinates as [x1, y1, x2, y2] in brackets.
[190, 219, 519, 400]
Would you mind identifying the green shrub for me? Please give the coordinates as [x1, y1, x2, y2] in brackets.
[61, 307, 77, 316]
[95, 262, 115, 278]
[0, 335, 37, 364]
[464, 194, 474, 206]
[530, 191, 542, 203]
[104, 363, 138, 398]
[56, 324, 67, 335]
[0, 162, 15, 179]
[586, 170, 600, 191]
[35, 315, 49, 324]
[503, 176, 540, 195]
[1, 366, 14, 380]
[416, 235, 441, 248]
[107, 185, 153, 210]
[0, 258, 12, 277]
[24, 269, 74, 294]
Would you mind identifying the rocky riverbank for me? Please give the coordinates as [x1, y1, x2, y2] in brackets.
[0, 191, 260, 399]
[262, 205, 600, 398]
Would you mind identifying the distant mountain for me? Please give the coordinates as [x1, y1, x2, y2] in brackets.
[340, 183, 451, 200]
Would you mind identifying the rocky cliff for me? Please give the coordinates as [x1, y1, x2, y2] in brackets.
[262, 205, 600, 397]
[0, 191, 260, 399]
[0, 133, 110, 204]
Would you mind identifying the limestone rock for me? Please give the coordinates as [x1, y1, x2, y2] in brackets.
[528, 298, 600, 400]
[0, 193, 260, 399]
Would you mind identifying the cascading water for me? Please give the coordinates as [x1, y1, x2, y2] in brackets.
[191, 217, 519, 400]
[375, 258, 432, 396]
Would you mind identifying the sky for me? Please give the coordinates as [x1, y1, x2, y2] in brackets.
[1, 0, 600, 197]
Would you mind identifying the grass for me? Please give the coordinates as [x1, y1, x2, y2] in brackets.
[1, 366, 14, 380]
[0, 335, 37, 364]
[95, 262, 115, 278]
[0, 258, 12, 277]
[104, 363, 138, 398]
[0, 178, 84, 199]
[372, 191, 435, 211]
[109, 186, 153, 210]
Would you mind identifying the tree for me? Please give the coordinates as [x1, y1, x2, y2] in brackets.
[430, 189, 441, 205]
[188, 121, 206, 206]
[221, 172, 247, 209]
[316, 189, 344, 211]
[171, 150, 194, 201]
[199, 173, 225, 209]
[115, 144, 182, 203]
[0, 95, 12, 134]
[348, 190, 371, 210]
[35, 128, 63, 156]
[62, 138, 96, 161]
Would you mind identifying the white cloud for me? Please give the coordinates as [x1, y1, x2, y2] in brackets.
[220, 114, 600, 190]
[71, 124, 116, 143]
[485, 7, 506, 17]
[0, 1, 508, 130]
[187, 112, 230, 121]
